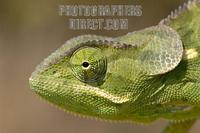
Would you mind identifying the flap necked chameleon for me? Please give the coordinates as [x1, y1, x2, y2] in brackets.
[29, 0, 200, 132]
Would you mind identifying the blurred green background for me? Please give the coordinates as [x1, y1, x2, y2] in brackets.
[1, 0, 199, 133]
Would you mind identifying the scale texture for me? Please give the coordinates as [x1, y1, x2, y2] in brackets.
[29, 0, 200, 132]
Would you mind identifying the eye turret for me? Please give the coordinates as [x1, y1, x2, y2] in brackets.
[70, 47, 107, 83]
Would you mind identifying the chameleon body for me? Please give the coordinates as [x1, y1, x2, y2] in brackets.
[29, 0, 200, 132]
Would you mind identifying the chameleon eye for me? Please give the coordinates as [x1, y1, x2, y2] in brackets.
[70, 47, 107, 83]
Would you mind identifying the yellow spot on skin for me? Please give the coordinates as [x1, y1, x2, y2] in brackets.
[184, 49, 198, 59]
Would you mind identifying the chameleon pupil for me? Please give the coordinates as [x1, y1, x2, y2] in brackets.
[82, 62, 89, 68]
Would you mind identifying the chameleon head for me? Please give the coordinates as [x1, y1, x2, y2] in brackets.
[29, 38, 130, 122]
[29, 25, 183, 121]
[29, 35, 137, 120]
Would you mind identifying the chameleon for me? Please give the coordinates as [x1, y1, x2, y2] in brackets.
[29, 0, 200, 133]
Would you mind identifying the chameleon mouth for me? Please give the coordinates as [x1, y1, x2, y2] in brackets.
[29, 71, 130, 105]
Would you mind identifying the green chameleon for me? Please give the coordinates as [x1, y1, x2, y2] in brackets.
[29, 0, 200, 132]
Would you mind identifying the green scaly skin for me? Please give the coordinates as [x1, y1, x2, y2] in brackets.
[29, 0, 200, 132]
